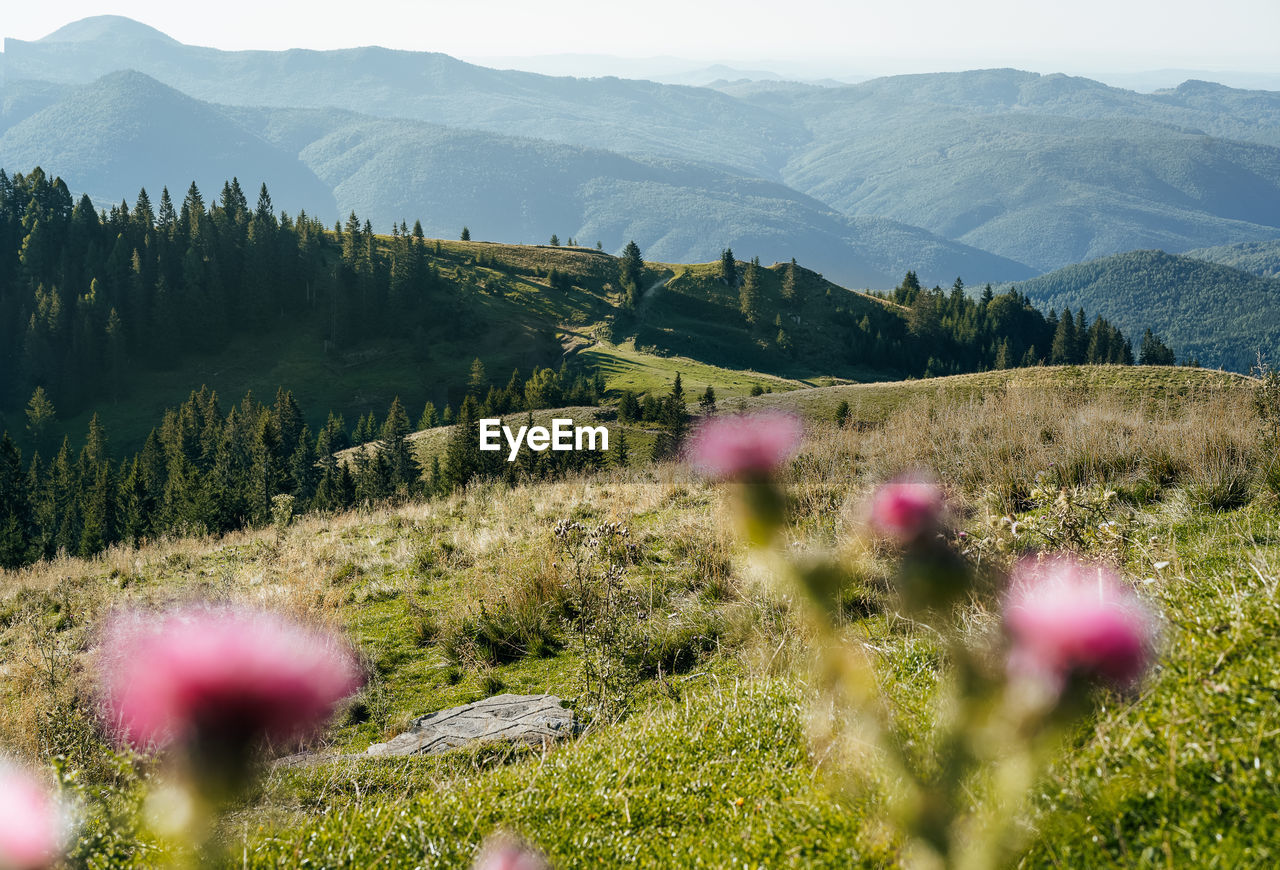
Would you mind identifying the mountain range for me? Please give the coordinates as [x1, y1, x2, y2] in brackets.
[2, 15, 1280, 291]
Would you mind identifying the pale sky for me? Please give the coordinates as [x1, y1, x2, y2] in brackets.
[3, 0, 1278, 79]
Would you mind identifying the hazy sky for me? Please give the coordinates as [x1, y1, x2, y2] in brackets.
[3, 0, 1279, 78]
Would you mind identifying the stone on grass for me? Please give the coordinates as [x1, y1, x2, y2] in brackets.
[365, 694, 576, 758]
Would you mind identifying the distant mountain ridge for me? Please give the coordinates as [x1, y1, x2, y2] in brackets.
[0, 70, 1031, 287]
[5, 16, 1280, 280]
[0, 70, 335, 217]
[1183, 238, 1280, 279]
[3, 15, 802, 178]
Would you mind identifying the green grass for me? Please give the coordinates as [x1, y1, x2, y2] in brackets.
[578, 338, 810, 398]
[245, 680, 893, 868]
[736, 364, 1252, 424]
[1022, 504, 1280, 867]
[6, 365, 1279, 868]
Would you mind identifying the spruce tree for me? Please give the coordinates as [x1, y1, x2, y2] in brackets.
[611, 429, 627, 468]
[380, 396, 419, 495]
[0, 433, 31, 568]
[78, 460, 114, 557]
[289, 425, 317, 504]
[1138, 329, 1176, 366]
[1050, 309, 1075, 365]
[468, 358, 488, 397]
[699, 385, 717, 415]
[620, 240, 644, 308]
[720, 248, 737, 286]
[443, 395, 482, 490]
[781, 258, 798, 301]
[740, 257, 761, 324]
[25, 387, 55, 454]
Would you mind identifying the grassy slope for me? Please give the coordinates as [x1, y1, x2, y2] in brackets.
[5, 366, 1276, 868]
[383, 365, 1248, 474]
[30, 241, 893, 455]
[734, 364, 1252, 422]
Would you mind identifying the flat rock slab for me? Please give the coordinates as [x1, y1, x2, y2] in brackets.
[365, 693, 577, 758]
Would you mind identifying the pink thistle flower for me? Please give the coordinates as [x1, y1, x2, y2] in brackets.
[100, 606, 364, 752]
[686, 412, 803, 480]
[0, 763, 64, 870]
[868, 477, 945, 542]
[473, 838, 548, 870]
[1004, 557, 1154, 694]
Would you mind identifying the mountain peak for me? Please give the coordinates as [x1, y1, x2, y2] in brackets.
[37, 16, 178, 46]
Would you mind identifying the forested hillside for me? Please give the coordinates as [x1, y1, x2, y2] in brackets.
[0, 167, 1150, 443]
[1184, 237, 1280, 279]
[0, 166, 1161, 572]
[1011, 249, 1280, 370]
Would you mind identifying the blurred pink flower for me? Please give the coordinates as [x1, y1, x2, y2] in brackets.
[1004, 557, 1153, 693]
[686, 412, 803, 479]
[473, 838, 548, 870]
[101, 606, 364, 750]
[869, 478, 944, 542]
[0, 764, 63, 870]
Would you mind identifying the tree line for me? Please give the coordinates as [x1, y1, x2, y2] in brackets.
[0, 167, 447, 418]
[884, 272, 1174, 375]
[0, 353, 619, 570]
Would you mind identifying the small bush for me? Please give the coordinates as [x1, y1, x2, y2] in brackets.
[441, 597, 562, 667]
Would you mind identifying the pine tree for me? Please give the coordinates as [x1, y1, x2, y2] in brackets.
[1050, 308, 1076, 365]
[652, 374, 691, 460]
[617, 390, 641, 424]
[468, 358, 488, 397]
[460, 226, 471, 241]
[720, 248, 738, 286]
[418, 401, 438, 429]
[1138, 329, 1176, 366]
[443, 395, 483, 490]
[620, 240, 644, 308]
[781, 258, 798, 301]
[740, 257, 761, 324]
[116, 455, 152, 546]
[995, 338, 1011, 370]
[78, 460, 114, 557]
[272, 388, 304, 459]
[289, 425, 317, 505]
[699, 385, 717, 415]
[0, 433, 31, 568]
[613, 428, 629, 468]
[25, 387, 55, 454]
[380, 396, 419, 496]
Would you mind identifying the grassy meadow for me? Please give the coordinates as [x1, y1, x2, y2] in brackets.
[3, 366, 1279, 867]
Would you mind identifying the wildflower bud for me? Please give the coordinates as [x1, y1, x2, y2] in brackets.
[0, 763, 65, 870]
[1003, 556, 1154, 700]
[100, 606, 365, 799]
[473, 837, 548, 870]
[868, 478, 945, 544]
[686, 412, 803, 481]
